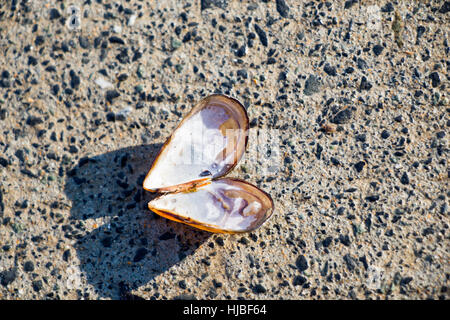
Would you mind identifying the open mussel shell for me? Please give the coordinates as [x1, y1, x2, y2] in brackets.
[143, 94, 249, 193]
[148, 178, 274, 234]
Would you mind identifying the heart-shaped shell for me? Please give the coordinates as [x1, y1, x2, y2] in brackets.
[143, 94, 274, 233]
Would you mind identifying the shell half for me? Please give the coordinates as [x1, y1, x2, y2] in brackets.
[148, 178, 273, 234]
[143, 94, 249, 193]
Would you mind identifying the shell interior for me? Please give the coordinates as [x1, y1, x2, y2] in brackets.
[148, 178, 273, 233]
[143, 94, 248, 193]
[143, 94, 273, 233]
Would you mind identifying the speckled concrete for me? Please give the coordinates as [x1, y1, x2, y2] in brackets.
[0, 0, 448, 300]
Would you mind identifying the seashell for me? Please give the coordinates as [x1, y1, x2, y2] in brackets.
[143, 94, 273, 234]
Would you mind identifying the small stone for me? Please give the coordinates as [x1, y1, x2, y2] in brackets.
[171, 37, 182, 50]
[372, 44, 384, 56]
[343, 254, 356, 271]
[323, 64, 337, 76]
[70, 74, 80, 89]
[322, 236, 333, 248]
[331, 108, 352, 124]
[1, 268, 17, 287]
[237, 69, 248, 79]
[254, 24, 268, 47]
[23, 261, 35, 272]
[296, 255, 308, 271]
[381, 2, 394, 13]
[439, 1, 450, 14]
[252, 284, 267, 294]
[63, 249, 71, 261]
[79, 36, 90, 49]
[106, 112, 116, 122]
[32, 280, 43, 292]
[106, 90, 120, 103]
[359, 76, 372, 91]
[354, 161, 365, 173]
[95, 77, 113, 89]
[35, 35, 45, 46]
[381, 130, 390, 139]
[400, 172, 409, 185]
[235, 45, 247, 57]
[365, 195, 380, 202]
[26, 116, 43, 126]
[429, 72, 440, 88]
[28, 56, 38, 66]
[436, 131, 445, 139]
[276, 0, 290, 18]
[178, 280, 187, 289]
[109, 36, 125, 45]
[303, 75, 321, 96]
[201, 0, 228, 10]
[49, 8, 61, 20]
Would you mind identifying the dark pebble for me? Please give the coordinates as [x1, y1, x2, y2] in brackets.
[32, 280, 43, 292]
[365, 195, 380, 202]
[63, 249, 71, 262]
[0, 268, 17, 287]
[381, 129, 390, 139]
[0, 157, 8, 167]
[106, 90, 120, 103]
[237, 69, 248, 79]
[303, 75, 321, 96]
[133, 248, 148, 262]
[254, 24, 268, 47]
[322, 236, 333, 248]
[296, 255, 308, 271]
[400, 172, 409, 185]
[201, 0, 229, 11]
[354, 161, 365, 173]
[35, 35, 45, 46]
[381, 2, 394, 13]
[106, 112, 116, 122]
[436, 131, 445, 139]
[252, 284, 267, 294]
[178, 280, 187, 289]
[26, 115, 43, 126]
[359, 76, 372, 91]
[372, 44, 384, 56]
[23, 261, 35, 272]
[276, 0, 290, 18]
[235, 45, 247, 57]
[293, 275, 307, 286]
[343, 254, 356, 271]
[331, 108, 352, 124]
[438, 1, 450, 14]
[70, 74, 80, 89]
[109, 36, 125, 45]
[79, 36, 90, 49]
[324, 64, 337, 76]
[49, 8, 61, 20]
[28, 56, 38, 66]
[429, 72, 440, 88]
[394, 115, 403, 122]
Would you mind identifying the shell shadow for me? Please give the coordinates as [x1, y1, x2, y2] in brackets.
[64, 143, 210, 299]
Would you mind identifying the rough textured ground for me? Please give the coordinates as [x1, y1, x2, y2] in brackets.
[0, 0, 449, 300]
